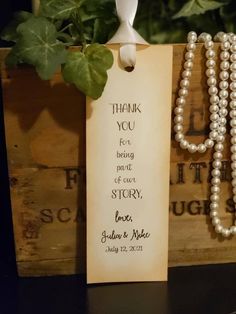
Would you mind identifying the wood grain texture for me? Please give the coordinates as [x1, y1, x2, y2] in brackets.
[0, 49, 9, 69]
[1, 44, 236, 277]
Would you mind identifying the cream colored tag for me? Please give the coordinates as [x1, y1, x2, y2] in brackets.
[87, 45, 173, 284]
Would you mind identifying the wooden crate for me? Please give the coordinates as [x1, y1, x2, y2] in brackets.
[1, 44, 236, 277]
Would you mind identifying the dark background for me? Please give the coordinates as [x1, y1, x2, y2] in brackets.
[1, 2, 236, 314]
[0, 0, 32, 278]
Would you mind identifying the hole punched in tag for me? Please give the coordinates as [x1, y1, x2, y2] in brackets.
[125, 66, 135, 72]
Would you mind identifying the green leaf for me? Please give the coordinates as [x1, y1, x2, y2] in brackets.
[173, 0, 224, 18]
[62, 44, 113, 99]
[1, 11, 33, 42]
[5, 47, 22, 67]
[15, 17, 67, 79]
[39, 0, 84, 20]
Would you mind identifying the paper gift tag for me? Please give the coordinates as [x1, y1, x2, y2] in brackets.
[87, 45, 173, 284]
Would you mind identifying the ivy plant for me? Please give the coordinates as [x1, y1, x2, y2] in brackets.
[1, 0, 117, 99]
[1, 0, 235, 99]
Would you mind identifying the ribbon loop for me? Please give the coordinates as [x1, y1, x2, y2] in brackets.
[107, 0, 149, 68]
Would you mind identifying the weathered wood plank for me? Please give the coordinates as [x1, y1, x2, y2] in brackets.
[2, 44, 236, 277]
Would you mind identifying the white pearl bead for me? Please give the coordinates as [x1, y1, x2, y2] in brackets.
[230, 53, 236, 62]
[221, 41, 230, 50]
[210, 130, 218, 140]
[179, 88, 188, 97]
[180, 79, 190, 89]
[219, 117, 226, 125]
[188, 143, 197, 153]
[211, 186, 220, 194]
[230, 100, 236, 109]
[174, 107, 184, 115]
[216, 135, 225, 143]
[229, 32, 236, 40]
[210, 194, 219, 202]
[215, 224, 223, 234]
[230, 119, 236, 128]
[206, 59, 215, 68]
[222, 228, 231, 238]
[187, 31, 197, 43]
[198, 32, 211, 42]
[231, 128, 236, 137]
[209, 105, 218, 113]
[206, 68, 216, 77]
[185, 51, 194, 60]
[231, 145, 236, 153]
[221, 33, 229, 42]
[230, 72, 236, 81]
[174, 115, 183, 124]
[210, 202, 219, 211]
[232, 172, 236, 179]
[186, 43, 196, 51]
[230, 63, 236, 72]
[219, 81, 228, 90]
[232, 178, 236, 186]
[231, 153, 236, 161]
[230, 226, 236, 235]
[230, 34, 236, 43]
[219, 99, 228, 107]
[213, 160, 221, 168]
[215, 143, 224, 152]
[218, 126, 226, 134]
[210, 95, 219, 105]
[206, 49, 215, 59]
[180, 139, 189, 149]
[219, 108, 227, 116]
[210, 210, 218, 218]
[220, 70, 229, 81]
[211, 177, 220, 186]
[174, 124, 183, 133]
[182, 70, 192, 79]
[212, 217, 220, 226]
[176, 97, 186, 106]
[184, 61, 193, 69]
[231, 43, 236, 52]
[214, 32, 224, 41]
[219, 89, 228, 99]
[212, 169, 221, 177]
[231, 91, 236, 100]
[213, 152, 222, 159]
[230, 82, 236, 91]
[231, 137, 236, 145]
[231, 161, 236, 169]
[220, 51, 230, 60]
[175, 133, 184, 142]
[198, 143, 206, 153]
[220, 60, 230, 70]
[210, 113, 219, 121]
[210, 122, 218, 130]
[207, 77, 217, 86]
[204, 40, 214, 49]
[205, 138, 214, 148]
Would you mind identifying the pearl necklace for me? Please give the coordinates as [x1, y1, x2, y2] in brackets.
[174, 31, 236, 238]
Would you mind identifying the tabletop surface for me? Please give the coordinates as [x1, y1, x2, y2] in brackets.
[0, 261, 236, 314]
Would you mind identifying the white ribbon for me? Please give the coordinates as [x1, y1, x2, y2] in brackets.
[107, 0, 149, 69]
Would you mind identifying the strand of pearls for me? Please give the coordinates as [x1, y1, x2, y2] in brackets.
[175, 31, 236, 238]
[174, 31, 215, 153]
[209, 32, 232, 238]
